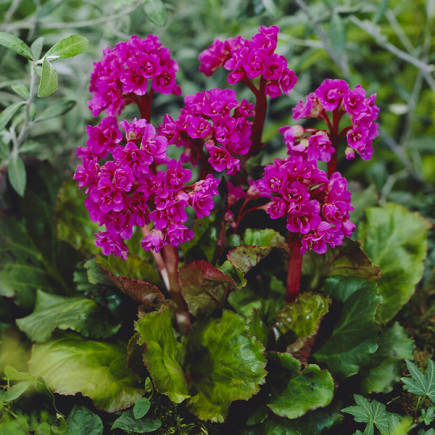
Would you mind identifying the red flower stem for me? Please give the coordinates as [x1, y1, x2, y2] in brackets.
[141, 226, 169, 291]
[286, 233, 303, 304]
[163, 244, 192, 335]
[243, 77, 260, 97]
[327, 108, 343, 177]
[250, 77, 267, 156]
[137, 94, 152, 121]
[234, 203, 269, 233]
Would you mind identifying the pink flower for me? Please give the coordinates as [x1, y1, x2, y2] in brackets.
[307, 132, 335, 162]
[315, 79, 350, 111]
[141, 229, 166, 253]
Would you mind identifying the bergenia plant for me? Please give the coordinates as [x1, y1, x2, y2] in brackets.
[67, 26, 429, 427]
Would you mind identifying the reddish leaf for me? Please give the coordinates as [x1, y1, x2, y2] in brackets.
[179, 260, 236, 317]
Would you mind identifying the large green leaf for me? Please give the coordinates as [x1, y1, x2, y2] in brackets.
[0, 32, 33, 60]
[179, 260, 236, 317]
[274, 292, 331, 338]
[56, 178, 100, 256]
[313, 277, 381, 379]
[16, 290, 119, 342]
[185, 310, 267, 422]
[267, 352, 335, 419]
[29, 334, 143, 412]
[273, 292, 331, 360]
[45, 35, 88, 60]
[359, 203, 431, 323]
[135, 307, 189, 404]
[362, 322, 414, 394]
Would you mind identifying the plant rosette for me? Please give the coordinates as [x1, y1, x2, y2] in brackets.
[11, 26, 429, 430]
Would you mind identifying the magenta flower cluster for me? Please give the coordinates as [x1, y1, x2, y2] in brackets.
[88, 34, 181, 117]
[292, 79, 379, 160]
[159, 89, 254, 175]
[75, 28, 380, 262]
[198, 26, 297, 98]
[256, 156, 355, 254]
[74, 116, 221, 257]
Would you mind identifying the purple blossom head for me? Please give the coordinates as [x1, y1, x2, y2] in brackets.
[89, 34, 181, 117]
[200, 26, 297, 99]
[257, 155, 355, 254]
[159, 88, 253, 175]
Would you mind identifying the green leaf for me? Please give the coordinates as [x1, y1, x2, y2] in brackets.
[330, 12, 346, 54]
[16, 290, 120, 342]
[179, 260, 236, 317]
[55, 178, 100, 256]
[36, 100, 75, 122]
[133, 397, 151, 419]
[31, 37, 44, 60]
[38, 58, 58, 97]
[362, 322, 414, 393]
[97, 254, 164, 308]
[359, 203, 432, 323]
[66, 405, 103, 435]
[420, 406, 435, 426]
[111, 410, 162, 433]
[29, 334, 143, 412]
[228, 276, 285, 323]
[135, 307, 189, 404]
[313, 277, 381, 379]
[143, 0, 167, 26]
[274, 292, 331, 338]
[184, 310, 267, 422]
[242, 228, 287, 249]
[0, 32, 33, 60]
[1, 381, 32, 402]
[401, 360, 435, 402]
[273, 292, 331, 359]
[8, 155, 26, 197]
[45, 35, 88, 60]
[342, 394, 400, 435]
[0, 101, 25, 130]
[268, 352, 334, 419]
[11, 84, 29, 99]
[223, 228, 287, 289]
